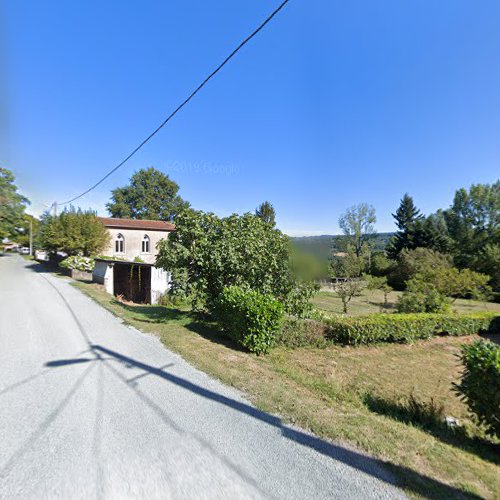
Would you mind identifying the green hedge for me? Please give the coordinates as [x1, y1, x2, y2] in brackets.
[214, 286, 284, 354]
[454, 340, 500, 438]
[325, 312, 500, 345]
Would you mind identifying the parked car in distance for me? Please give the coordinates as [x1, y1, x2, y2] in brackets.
[19, 247, 30, 255]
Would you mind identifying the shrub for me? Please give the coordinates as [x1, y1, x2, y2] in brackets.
[214, 286, 284, 354]
[59, 255, 95, 272]
[397, 278, 451, 313]
[276, 317, 329, 348]
[325, 312, 500, 345]
[454, 340, 500, 438]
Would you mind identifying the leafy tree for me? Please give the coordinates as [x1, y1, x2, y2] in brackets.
[106, 167, 190, 221]
[338, 203, 377, 257]
[444, 181, 500, 272]
[255, 201, 276, 226]
[0, 167, 29, 240]
[390, 246, 490, 299]
[330, 247, 366, 278]
[329, 248, 367, 313]
[39, 207, 110, 257]
[388, 247, 453, 290]
[13, 214, 39, 248]
[335, 279, 366, 314]
[475, 244, 500, 291]
[423, 267, 491, 300]
[370, 252, 394, 277]
[156, 210, 317, 316]
[363, 274, 393, 308]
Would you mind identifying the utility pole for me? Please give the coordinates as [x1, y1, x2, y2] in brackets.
[29, 217, 33, 256]
[52, 202, 58, 217]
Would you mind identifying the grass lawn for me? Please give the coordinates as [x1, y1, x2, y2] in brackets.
[73, 281, 500, 499]
[313, 289, 500, 316]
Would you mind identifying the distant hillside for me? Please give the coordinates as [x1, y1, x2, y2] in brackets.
[291, 233, 394, 261]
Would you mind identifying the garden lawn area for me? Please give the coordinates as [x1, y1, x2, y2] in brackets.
[313, 289, 500, 316]
[74, 281, 500, 500]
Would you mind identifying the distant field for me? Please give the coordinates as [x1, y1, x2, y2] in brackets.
[313, 289, 500, 315]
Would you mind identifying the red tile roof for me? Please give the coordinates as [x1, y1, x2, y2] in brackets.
[97, 217, 175, 231]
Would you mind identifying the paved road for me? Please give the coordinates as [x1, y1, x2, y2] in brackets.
[0, 255, 405, 499]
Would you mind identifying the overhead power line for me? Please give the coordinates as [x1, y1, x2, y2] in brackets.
[57, 0, 291, 206]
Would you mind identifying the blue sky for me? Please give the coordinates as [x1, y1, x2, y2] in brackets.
[3, 1, 500, 235]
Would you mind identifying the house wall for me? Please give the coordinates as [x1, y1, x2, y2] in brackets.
[151, 267, 171, 304]
[93, 260, 114, 295]
[101, 228, 170, 264]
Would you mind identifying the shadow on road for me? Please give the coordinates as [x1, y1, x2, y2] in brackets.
[4, 265, 482, 499]
[42, 344, 480, 499]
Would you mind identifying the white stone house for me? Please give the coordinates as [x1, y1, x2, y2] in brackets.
[92, 217, 174, 304]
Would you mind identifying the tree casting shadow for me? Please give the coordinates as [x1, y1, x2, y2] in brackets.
[42, 343, 481, 500]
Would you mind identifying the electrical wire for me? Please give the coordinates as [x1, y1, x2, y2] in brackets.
[57, 0, 291, 206]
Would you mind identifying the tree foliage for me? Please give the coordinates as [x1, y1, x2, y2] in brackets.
[338, 203, 376, 257]
[156, 210, 317, 316]
[255, 201, 276, 226]
[420, 267, 491, 300]
[13, 214, 39, 248]
[335, 279, 366, 314]
[387, 194, 450, 258]
[363, 274, 393, 307]
[388, 247, 453, 290]
[39, 207, 110, 257]
[475, 244, 500, 291]
[330, 248, 367, 278]
[0, 167, 30, 240]
[370, 252, 394, 277]
[393, 193, 422, 231]
[387, 182, 499, 291]
[444, 181, 500, 270]
[329, 248, 367, 314]
[106, 167, 190, 221]
[397, 278, 451, 313]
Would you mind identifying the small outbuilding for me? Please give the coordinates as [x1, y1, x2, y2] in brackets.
[93, 258, 170, 304]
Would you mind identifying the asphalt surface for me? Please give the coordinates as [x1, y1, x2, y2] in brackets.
[0, 254, 406, 499]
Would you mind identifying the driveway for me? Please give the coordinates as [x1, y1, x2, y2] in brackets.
[0, 254, 406, 499]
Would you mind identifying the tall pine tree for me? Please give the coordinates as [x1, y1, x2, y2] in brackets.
[387, 194, 422, 258]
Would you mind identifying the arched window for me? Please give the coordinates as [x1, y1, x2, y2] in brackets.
[142, 234, 150, 253]
[115, 233, 125, 253]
